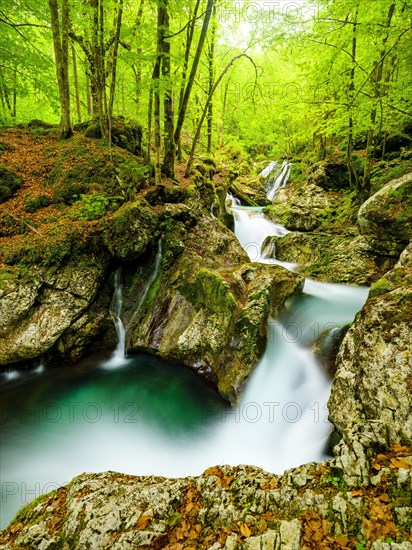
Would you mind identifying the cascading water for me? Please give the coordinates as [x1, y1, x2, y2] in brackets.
[0, 168, 368, 529]
[104, 268, 127, 367]
[261, 160, 291, 201]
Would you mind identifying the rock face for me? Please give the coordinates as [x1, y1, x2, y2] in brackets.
[0, 254, 110, 364]
[263, 232, 396, 285]
[122, 216, 304, 402]
[329, 243, 412, 445]
[1, 441, 411, 549]
[358, 172, 412, 254]
[264, 183, 332, 232]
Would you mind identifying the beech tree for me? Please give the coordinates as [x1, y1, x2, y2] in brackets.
[48, 0, 72, 138]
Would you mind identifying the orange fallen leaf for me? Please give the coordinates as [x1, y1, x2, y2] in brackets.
[240, 523, 251, 538]
[136, 515, 151, 529]
[390, 457, 411, 469]
[351, 489, 364, 496]
[379, 493, 390, 502]
[391, 445, 409, 453]
[336, 535, 349, 546]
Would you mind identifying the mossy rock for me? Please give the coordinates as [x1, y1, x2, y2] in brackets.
[24, 194, 53, 213]
[46, 136, 149, 204]
[0, 166, 23, 204]
[27, 119, 56, 129]
[358, 172, 412, 253]
[84, 116, 143, 156]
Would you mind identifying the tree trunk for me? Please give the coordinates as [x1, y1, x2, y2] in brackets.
[108, 0, 123, 120]
[159, 0, 175, 179]
[186, 53, 253, 175]
[71, 41, 82, 123]
[206, 6, 216, 154]
[346, 8, 358, 191]
[176, 0, 201, 160]
[362, 2, 396, 197]
[48, 0, 73, 139]
[174, 0, 214, 150]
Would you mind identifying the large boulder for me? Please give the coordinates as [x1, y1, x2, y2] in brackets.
[122, 216, 304, 402]
[0, 254, 109, 365]
[1, 444, 411, 549]
[263, 232, 396, 285]
[328, 244, 412, 445]
[264, 183, 333, 232]
[358, 172, 412, 254]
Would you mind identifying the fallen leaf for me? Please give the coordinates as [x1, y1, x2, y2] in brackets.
[351, 489, 364, 496]
[336, 535, 349, 546]
[391, 445, 409, 453]
[390, 457, 411, 469]
[240, 523, 251, 538]
[136, 515, 151, 529]
[379, 493, 390, 502]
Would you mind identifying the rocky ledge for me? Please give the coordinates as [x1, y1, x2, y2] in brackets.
[0, 436, 410, 549]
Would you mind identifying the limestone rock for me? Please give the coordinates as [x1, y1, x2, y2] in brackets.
[263, 232, 396, 285]
[123, 216, 304, 402]
[328, 243, 412, 444]
[358, 172, 412, 254]
[1, 449, 411, 549]
[264, 183, 332, 231]
[0, 254, 108, 365]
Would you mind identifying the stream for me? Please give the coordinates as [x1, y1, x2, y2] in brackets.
[0, 162, 369, 529]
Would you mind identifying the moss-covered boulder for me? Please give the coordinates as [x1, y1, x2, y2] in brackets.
[264, 183, 333, 232]
[229, 174, 271, 206]
[84, 116, 143, 156]
[0, 253, 109, 365]
[0, 166, 23, 204]
[308, 158, 355, 190]
[263, 232, 396, 285]
[47, 136, 149, 205]
[122, 217, 303, 402]
[328, 243, 412, 447]
[358, 172, 412, 254]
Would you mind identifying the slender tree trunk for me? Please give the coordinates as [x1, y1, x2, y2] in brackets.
[346, 9, 358, 191]
[153, 54, 161, 184]
[12, 65, 17, 119]
[174, 0, 214, 150]
[131, 0, 145, 117]
[176, 0, 201, 160]
[186, 53, 253, 175]
[48, 0, 73, 138]
[363, 2, 396, 197]
[71, 41, 82, 123]
[108, 0, 123, 120]
[206, 6, 216, 154]
[159, 0, 175, 178]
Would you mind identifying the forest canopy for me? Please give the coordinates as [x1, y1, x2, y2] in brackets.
[1, 0, 411, 195]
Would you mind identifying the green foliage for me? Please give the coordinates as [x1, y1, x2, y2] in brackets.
[24, 195, 53, 213]
[0, 165, 23, 203]
[68, 193, 122, 221]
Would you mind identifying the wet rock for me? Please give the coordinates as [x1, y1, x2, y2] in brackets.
[1, 448, 411, 549]
[0, 254, 109, 365]
[358, 172, 412, 255]
[264, 183, 332, 231]
[229, 174, 271, 206]
[329, 243, 412, 446]
[263, 232, 395, 285]
[123, 216, 304, 402]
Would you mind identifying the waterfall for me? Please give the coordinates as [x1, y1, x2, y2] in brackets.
[226, 162, 369, 468]
[260, 160, 291, 201]
[125, 238, 163, 338]
[103, 268, 127, 368]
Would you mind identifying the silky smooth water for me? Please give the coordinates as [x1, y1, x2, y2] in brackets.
[0, 167, 369, 529]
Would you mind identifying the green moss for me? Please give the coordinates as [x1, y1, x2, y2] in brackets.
[0, 165, 23, 204]
[180, 268, 237, 316]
